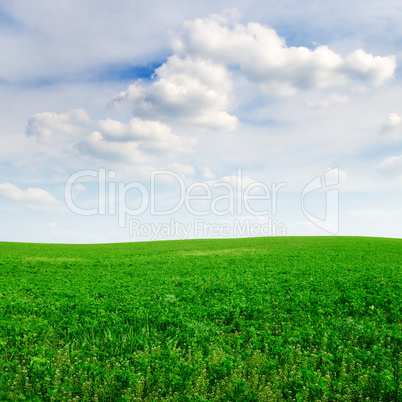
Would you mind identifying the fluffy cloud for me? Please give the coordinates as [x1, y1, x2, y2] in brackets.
[175, 14, 396, 93]
[98, 117, 195, 152]
[0, 2, 399, 86]
[74, 118, 196, 163]
[73, 131, 144, 163]
[111, 56, 238, 131]
[26, 109, 90, 143]
[325, 167, 347, 183]
[111, 13, 396, 131]
[380, 112, 402, 138]
[202, 167, 217, 180]
[343, 49, 396, 85]
[25, 107, 196, 165]
[377, 154, 402, 177]
[0, 182, 61, 210]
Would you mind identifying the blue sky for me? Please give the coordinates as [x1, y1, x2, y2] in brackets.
[1, 0, 402, 243]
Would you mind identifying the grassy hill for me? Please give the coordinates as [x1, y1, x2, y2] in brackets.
[0, 237, 401, 401]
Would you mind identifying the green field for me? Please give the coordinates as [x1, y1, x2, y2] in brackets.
[0, 236, 401, 401]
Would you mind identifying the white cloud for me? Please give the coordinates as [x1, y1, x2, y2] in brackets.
[25, 107, 196, 165]
[98, 117, 195, 152]
[73, 131, 146, 164]
[307, 94, 349, 109]
[325, 167, 347, 183]
[202, 167, 216, 180]
[26, 109, 90, 143]
[377, 154, 402, 177]
[111, 56, 238, 131]
[380, 112, 402, 138]
[111, 12, 395, 132]
[74, 116, 196, 163]
[0, 182, 61, 211]
[0, 2, 399, 86]
[343, 49, 396, 86]
[175, 14, 396, 93]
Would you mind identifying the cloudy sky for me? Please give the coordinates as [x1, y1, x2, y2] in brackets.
[1, 0, 402, 243]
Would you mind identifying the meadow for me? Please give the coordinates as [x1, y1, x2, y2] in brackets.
[0, 236, 401, 401]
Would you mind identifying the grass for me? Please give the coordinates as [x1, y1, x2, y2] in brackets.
[0, 236, 401, 401]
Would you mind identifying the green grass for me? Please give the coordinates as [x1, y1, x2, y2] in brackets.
[0, 236, 401, 401]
